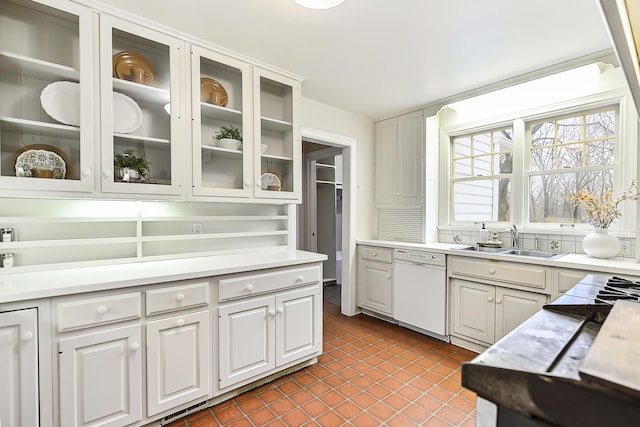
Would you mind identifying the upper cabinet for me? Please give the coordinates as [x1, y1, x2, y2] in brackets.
[0, 0, 95, 194]
[0, 0, 302, 203]
[375, 110, 424, 205]
[99, 15, 185, 198]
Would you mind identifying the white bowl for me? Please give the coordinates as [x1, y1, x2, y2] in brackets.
[218, 138, 241, 150]
[261, 144, 268, 153]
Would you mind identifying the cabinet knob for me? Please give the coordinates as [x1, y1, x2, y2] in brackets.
[246, 284, 254, 292]
[176, 293, 185, 301]
[372, 252, 377, 257]
[130, 342, 140, 351]
[97, 305, 108, 315]
[496, 298, 502, 304]
[488, 268, 496, 274]
[386, 275, 391, 279]
[245, 180, 251, 188]
[103, 169, 113, 178]
[176, 319, 185, 327]
[276, 307, 283, 314]
[488, 296, 494, 302]
[268, 309, 276, 317]
[296, 275, 304, 282]
[82, 167, 92, 177]
[256, 183, 261, 189]
[21, 332, 34, 341]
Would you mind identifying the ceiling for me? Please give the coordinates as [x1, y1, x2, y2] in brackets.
[98, 0, 616, 120]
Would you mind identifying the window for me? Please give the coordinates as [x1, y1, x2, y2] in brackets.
[527, 107, 616, 225]
[451, 128, 513, 222]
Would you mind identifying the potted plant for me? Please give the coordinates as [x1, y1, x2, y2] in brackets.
[213, 125, 243, 150]
[114, 149, 151, 182]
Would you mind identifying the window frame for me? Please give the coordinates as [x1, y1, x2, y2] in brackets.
[441, 90, 637, 234]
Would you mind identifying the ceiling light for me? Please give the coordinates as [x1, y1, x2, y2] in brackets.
[294, 0, 344, 10]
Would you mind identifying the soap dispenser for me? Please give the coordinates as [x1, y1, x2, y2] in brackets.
[480, 223, 489, 243]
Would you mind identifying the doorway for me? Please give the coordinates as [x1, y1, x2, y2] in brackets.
[298, 128, 356, 316]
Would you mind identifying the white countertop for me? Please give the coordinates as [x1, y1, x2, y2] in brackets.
[0, 249, 327, 304]
[357, 239, 640, 276]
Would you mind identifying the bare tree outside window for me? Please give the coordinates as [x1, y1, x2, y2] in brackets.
[528, 108, 616, 224]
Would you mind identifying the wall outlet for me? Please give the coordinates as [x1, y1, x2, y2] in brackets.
[192, 223, 203, 234]
[620, 240, 631, 256]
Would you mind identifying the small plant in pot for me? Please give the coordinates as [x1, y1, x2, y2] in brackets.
[114, 149, 151, 182]
[213, 125, 243, 150]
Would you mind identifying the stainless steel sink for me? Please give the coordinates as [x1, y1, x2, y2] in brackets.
[453, 246, 566, 259]
[500, 249, 566, 259]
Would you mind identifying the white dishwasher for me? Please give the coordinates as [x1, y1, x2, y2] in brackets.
[393, 249, 447, 340]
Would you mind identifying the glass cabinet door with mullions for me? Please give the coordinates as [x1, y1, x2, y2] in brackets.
[254, 69, 301, 201]
[99, 15, 184, 198]
[0, 0, 94, 194]
[191, 45, 253, 198]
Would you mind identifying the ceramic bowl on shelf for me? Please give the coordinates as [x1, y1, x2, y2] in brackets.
[200, 77, 228, 107]
[217, 138, 241, 150]
[112, 51, 155, 86]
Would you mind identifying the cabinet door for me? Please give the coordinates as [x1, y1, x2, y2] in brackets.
[99, 14, 185, 198]
[253, 67, 301, 201]
[495, 287, 547, 342]
[451, 279, 495, 345]
[276, 286, 322, 366]
[0, 308, 38, 427]
[190, 45, 253, 198]
[218, 296, 275, 389]
[0, 0, 95, 194]
[58, 324, 142, 427]
[146, 310, 210, 417]
[374, 117, 398, 204]
[357, 260, 393, 316]
[396, 111, 424, 204]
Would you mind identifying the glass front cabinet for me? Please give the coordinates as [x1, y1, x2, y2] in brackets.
[99, 14, 185, 198]
[0, 0, 94, 194]
[0, 0, 301, 202]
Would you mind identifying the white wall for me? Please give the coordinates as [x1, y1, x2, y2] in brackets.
[301, 98, 375, 240]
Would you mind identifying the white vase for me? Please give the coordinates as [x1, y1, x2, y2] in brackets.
[582, 229, 620, 258]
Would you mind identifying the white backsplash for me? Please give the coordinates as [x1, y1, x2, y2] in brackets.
[439, 229, 636, 258]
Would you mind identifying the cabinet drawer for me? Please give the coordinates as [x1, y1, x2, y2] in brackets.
[146, 281, 210, 316]
[360, 246, 392, 263]
[56, 292, 142, 332]
[449, 257, 548, 291]
[219, 265, 321, 301]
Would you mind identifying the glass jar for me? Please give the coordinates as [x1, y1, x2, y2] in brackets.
[1, 228, 14, 242]
[1, 253, 14, 268]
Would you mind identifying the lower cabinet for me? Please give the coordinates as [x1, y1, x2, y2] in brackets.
[58, 324, 143, 427]
[146, 310, 210, 417]
[0, 308, 39, 427]
[218, 285, 322, 389]
[451, 278, 547, 347]
[357, 245, 393, 316]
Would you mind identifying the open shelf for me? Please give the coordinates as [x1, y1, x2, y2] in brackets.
[261, 116, 293, 132]
[201, 103, 242, 124]
[0, 117, 80, 139]
[0, 50, 79, 81]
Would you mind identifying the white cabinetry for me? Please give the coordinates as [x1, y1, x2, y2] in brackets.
[145, 281, 210, 417]
[375, 110, 424, 204]
[0, 308, 38, 427]
[55, 292, 143, 427]
[357, 245, 393, 316]
[0, 0, 95, 195]
[448, 256, 549, 351]
[217, 265, 322, 390]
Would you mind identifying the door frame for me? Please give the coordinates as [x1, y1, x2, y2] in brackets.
[300, 127, 357, 316]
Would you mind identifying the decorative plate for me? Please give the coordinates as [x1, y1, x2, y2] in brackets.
[40, 81, 81, 126]
[12, 144, 71, 179]
[113, 51, 155, 86]
[113, 91, 143, 133]
[200, 77, 228, 107]
[261, 169, 282, 191]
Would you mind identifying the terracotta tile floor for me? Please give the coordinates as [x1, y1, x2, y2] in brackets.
[167, 301, 478, 426]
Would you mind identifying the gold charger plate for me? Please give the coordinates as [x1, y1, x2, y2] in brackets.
[200, 77, 228, 107]
[113, 51, 155, 86]
[12, 144, 71, 179]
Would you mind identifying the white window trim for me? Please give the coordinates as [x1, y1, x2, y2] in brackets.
[439, 88, 638, 235]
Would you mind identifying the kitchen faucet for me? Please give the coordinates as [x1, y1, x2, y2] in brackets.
[507, 225, 519, 249]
